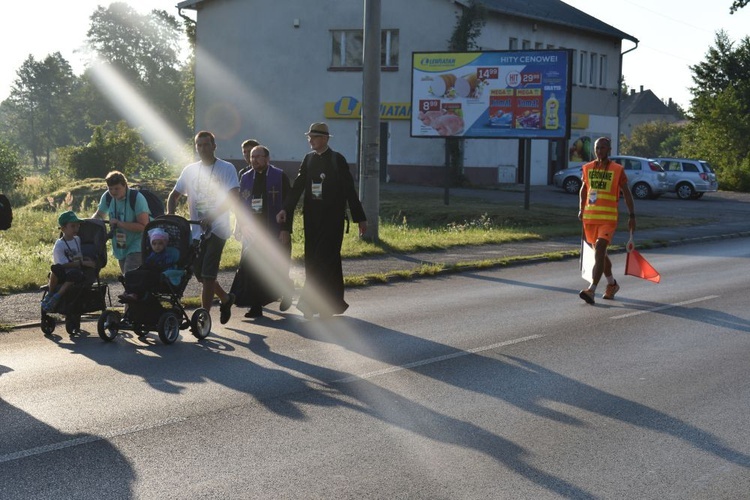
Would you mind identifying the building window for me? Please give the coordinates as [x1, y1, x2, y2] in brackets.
[589, 52, 598, 87]
[381, 30, 399, 67]
[522, 39, 531, 50]
[509, 37, 518, 50]
[599, 55, 607, 87]
[330, 29, 399, 70]
[535, 42, 544, 49]
[547, 44, 555, 49]
[578, 50, 588, 86]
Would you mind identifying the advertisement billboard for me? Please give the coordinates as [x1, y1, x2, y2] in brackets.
[411, 50, 572, 139]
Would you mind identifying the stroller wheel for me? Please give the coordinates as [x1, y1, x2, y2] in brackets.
[41, 314, 56, 336]
[65, 315, 81, 336]
[157, 311, 180, 345]
[190, 308, 212, 340]
[97, 310, 121, 342]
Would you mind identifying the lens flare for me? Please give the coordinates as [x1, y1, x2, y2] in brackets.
[88, 58, 192, 168]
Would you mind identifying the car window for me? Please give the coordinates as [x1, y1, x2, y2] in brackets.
[628, 159, 641, 171]
[665, 161, 681, 171]
[648, 161, 664, 172]
[700, 161, 714, 173]
[682, 162, 699, 173]
[613, 158, 630, 170]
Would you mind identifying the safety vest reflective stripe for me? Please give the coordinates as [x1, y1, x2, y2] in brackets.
[583, 212, 618, 221]
[586, 205, 618, 214]
[595, 193, 618, 202]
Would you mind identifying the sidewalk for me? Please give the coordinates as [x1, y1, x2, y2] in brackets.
[4, 185, 750, 328]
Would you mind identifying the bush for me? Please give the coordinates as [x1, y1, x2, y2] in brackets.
[58, 121, 151, 179]
[0, 139, 23, 192]
[718, 156, 750, 192]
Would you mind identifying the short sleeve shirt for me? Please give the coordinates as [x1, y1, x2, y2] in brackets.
[52, 236, 83, 265]
[97, 190, 150, 260]
[174, 158, 240, 240]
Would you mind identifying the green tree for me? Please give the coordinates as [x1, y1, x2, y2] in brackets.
[620, 121, 684, 158]
[445, 0, 486, 188]
[3, 53, 79, 170]
[86, 2, 190, 136]
[59, 121, 151, 179]
[0, 139, 23, 191]
[687, 31, 750, 191]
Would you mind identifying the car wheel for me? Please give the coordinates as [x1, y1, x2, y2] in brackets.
[631, 182, 652, 200]
[562, 177, 581, 194]
[676, 183, 695, 200]
[157, 311, 180, 345]
[190, 308, 212, 340]
[97, 310, 121, 342]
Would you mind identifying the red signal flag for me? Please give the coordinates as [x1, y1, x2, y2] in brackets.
[625, 248, 661, 283]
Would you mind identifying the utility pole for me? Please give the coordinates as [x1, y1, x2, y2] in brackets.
[359, 0, 381, 241]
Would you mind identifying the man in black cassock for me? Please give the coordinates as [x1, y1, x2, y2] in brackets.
[276, 122, 367, 318]
[231, 145, 293, 318]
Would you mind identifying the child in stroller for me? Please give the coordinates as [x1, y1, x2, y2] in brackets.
[119, 228, 179, 303]
[41, 211, 97, 312]
[97, 215, 212, 344]
[41, 211, 110, 336]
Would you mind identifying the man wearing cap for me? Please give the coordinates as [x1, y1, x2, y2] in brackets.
[167, 130, 240, 325]
[276, 122, 367, 318]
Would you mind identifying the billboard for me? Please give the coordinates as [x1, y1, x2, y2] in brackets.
[411, 50, 572, 139]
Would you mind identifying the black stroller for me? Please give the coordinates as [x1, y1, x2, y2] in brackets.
[96, 215, 211, 344]
[41, 219, 111, 336]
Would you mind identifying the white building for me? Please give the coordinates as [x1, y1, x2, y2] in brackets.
[176, 0, 637, 186]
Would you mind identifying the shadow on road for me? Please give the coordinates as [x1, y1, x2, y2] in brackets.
[0, 364, 136, 498]
[43, 306, 749, 498]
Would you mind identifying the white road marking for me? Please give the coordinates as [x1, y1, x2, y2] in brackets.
[0, 416, 188, 465]
[611, 295, 720, 319]
[2, 335, 546, 464]
[335, 334, 545, 384]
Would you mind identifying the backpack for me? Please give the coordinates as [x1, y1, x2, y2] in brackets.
[105, 185, 165, 219]
[0, 194, 12, 230]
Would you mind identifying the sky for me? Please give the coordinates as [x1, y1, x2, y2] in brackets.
[2, 0, 749, 109]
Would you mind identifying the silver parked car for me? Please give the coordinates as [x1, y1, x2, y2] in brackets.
[651, 157, 719, 199]
[552, 155, 668, 199]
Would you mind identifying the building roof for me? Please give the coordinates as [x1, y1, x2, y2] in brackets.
[177, 0, 638, 44]
[620, 88, 678, 118]
[476, 0, 638, 43]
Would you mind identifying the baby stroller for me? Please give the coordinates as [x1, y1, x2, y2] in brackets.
[41, 218, 111, 336]
[96, 215, 211, 345]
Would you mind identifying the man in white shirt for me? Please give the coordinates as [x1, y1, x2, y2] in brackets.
[167, 130, 240, 325]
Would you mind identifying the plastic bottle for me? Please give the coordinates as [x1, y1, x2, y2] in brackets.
[545, 93, 559, 130]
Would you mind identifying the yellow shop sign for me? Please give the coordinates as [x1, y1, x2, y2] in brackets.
[571, 113, 589, 129]
[325, 96, 411, 120]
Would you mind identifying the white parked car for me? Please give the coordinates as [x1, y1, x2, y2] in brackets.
[651, 157, 719, 199]
[552, 155, 668, 199]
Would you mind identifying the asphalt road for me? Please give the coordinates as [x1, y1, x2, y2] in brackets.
[2, 237, 749, 499]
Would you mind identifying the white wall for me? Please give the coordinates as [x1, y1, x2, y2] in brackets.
[191, 0, 623, 184]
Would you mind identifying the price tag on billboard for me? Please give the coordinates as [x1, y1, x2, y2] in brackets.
[419, 99, 441, 112]
[477, 67, 499, 80]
